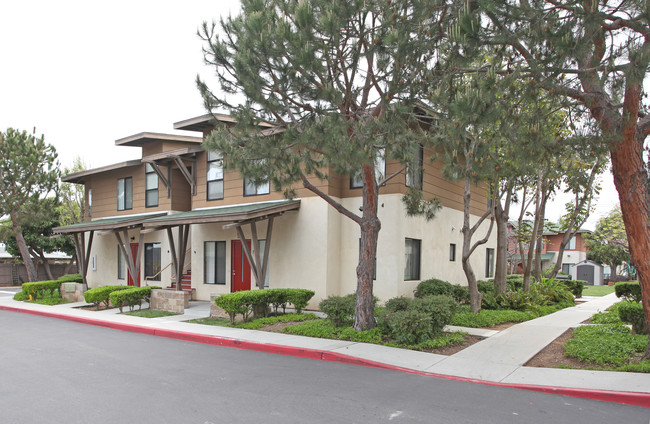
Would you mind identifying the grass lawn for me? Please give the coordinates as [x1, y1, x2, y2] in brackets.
[123, 309, 180, 318]
[186, 313, 318, 329]
[450, 302, 572, 328]
[14, 291, 70, 306]
[582, 285, 615, 297]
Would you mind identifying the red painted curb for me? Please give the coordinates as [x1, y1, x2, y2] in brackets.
[2, 304, 649, 408]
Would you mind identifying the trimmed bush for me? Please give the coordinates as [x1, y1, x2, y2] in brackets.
[383, 296, 411, 312]
[476, 280, 495, 296]
[13, 291, 29, 301]
[618, 301, 648, 335]
[560, 279, 585, 298]
[531, 278, 575, 305]
[84, 285, 132, 308]
[57, 274, 83, 283]
[615, 282, 642, 303]
[110, 286, 160, 313]
[215, 289, 316, 324]
[506, 275, 524, 291]
[378, 295, 457, 344]
[319, 295, 355, 327]
[21, 280, 62, 300]
[415, 279, 467, 303]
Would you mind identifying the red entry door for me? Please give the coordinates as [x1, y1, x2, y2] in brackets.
[231, 239, 251, 292]
[128, 243, 140, 287]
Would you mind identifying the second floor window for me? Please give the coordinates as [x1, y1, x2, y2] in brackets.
[117, 177, 132, 211]
[244, 160, 270, 196]
[406, 144, 423, 189]
[145, 164, 158, 207]
[567, 236, 577, 250]
[207, 151, 224, 200]
[350, 149, 385, 189]
[88, 188, 92, 217]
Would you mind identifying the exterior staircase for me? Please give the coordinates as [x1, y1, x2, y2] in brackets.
[166, 270, 194, 299]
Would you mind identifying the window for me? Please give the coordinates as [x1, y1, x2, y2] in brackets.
[562, 263, 572, 275]
[350, 149, 385, 188]
[144, 242, 161, 281]
[567, 236, 576, 250]
[145, 164, 159, 207]
[117, 177, 133, 211]
[117, 246, 126, 280]
[88, 188, 92, 217]
[404, 238, 421, 280]
[205, 241, 226, 285]
[449, 243, 456, 262]
[244, 160, 270, 196]
[207, 151, 224, 201]
[406, 144, 424, 189]
[485, 248, 495, 278]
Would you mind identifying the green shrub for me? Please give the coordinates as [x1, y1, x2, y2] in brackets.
[285, 288, 315, 314]
[21, 280, 62, 300]
[482, 290, 533, 311]
[618, 301, 648, 335]
[476, 280, 495, 296]
[319, 295, 355, 327]
[378, 295, 456, 344]
[84, 285, 132, 308]
[13, 291, 29, 301]
[615, 282, 642, 302]
[451, 307, 536, 327]
[384, 296, 411, 312]
[57, 274, 83, 283]
[560, 279, 585, 298]
[506, 275, 524, 291]
[414, 279, 466, 303]
[283, 319, 383, 344]
[110, 286, 160, 313]
[214, 289, 315, 324]
[531, 278, 575, 305]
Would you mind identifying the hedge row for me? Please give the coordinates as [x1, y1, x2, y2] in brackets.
[214, 289, 315, 324]
[110, 286, 160, 313]
[319, 294, 379, 327]
[84, 285, 133, 308]
[615, 281, 642, 303]
[21, 280, 62, 299]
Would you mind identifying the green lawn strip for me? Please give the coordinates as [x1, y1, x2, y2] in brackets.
[450, 302, 571, 328]
[123, 309, 180, 318]
[31, 297, 70, 306]
[186, 313, 318, 329]
[282, 319, 468, 350]
[581, 285, 615, 297]
[564, 324, 648, 367]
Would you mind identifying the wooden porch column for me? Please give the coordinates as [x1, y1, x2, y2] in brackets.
[167, 224, 191, 291]
[231, 217, 275, 290]
[72, 230, 94, 287]
[115, 229, 144, 286]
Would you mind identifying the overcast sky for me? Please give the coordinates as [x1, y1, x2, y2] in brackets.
[0, 0, 618, 229]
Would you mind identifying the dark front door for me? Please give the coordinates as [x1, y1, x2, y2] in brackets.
[128, 243, 140, 287]
[577, 264, 594, 284]
[231, 239, 251, 292]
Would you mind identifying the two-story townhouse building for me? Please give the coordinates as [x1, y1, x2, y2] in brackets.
[54, 114, 497, 306]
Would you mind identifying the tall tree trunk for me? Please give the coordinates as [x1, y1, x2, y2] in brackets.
[494, 186, 512, 294]
[354, 164, 380, 331]
[31, 248, 53, 280]
[610, 134, 650, 359]
[533, 185, 547, 281]
[10, 212, 38, 282]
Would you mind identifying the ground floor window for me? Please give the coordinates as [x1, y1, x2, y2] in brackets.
[404, 238, 421, 280]
[205, 241, 226, 285]
[144, 242, 162, 281]
[485, 248, 495, 278]
[562, 263, 572, 275]
[449, 243, 456, 262]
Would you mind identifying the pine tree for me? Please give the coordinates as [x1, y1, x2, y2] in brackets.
[477, 0, 650, 358]
[198, 0, 450, 330]
[0, 128, 59, 282]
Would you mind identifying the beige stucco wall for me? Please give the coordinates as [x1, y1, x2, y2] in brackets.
[85, 227, 173, 289]
[83, 195, 497, 309]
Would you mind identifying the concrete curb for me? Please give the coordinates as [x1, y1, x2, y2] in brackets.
[2, 304, 649, 409]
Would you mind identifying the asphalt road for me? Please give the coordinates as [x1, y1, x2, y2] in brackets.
[0, 309, 648, 423]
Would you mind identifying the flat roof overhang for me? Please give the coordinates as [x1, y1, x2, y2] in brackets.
[142, 199, 300, 229]
[53, 212, 167, 234]
[115, 132, 203, 147]
[61, 160, 142, 184]
[174, 113, 277, 133]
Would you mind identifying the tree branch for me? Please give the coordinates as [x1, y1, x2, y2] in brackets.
[299, 171, 361, 224]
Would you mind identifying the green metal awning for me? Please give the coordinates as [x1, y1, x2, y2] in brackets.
[142, 199, 300, 228]
[511, 253, 555, 262]
[53, 212, 166, 234]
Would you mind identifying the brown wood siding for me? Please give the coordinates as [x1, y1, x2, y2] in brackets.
[141, 144, 162, 157]
[170, 168, 192, 211]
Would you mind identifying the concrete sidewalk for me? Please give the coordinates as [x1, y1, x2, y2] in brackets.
[1, 290, 648, 407]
